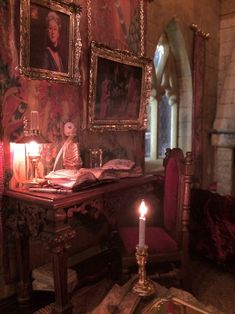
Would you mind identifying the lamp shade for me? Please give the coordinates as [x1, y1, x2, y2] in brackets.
[16, 131, 51, 144]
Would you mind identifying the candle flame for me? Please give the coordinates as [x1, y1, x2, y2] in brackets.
[139, 200, 147, 218]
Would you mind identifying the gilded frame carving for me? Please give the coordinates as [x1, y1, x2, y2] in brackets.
[88, 42, 152, 131]
[145, 297, 211, 314]
[19, 0, 82, 84]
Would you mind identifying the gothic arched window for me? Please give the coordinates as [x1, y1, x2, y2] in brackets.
[145, 33, 178, 170]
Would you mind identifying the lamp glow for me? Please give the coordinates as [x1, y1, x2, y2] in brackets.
[27, 140, 41, 182]
[28, 141, 40, 157]
[13, 114, 50, 187]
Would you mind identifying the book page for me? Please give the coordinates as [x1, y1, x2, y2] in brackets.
[102, 159, 135, 170]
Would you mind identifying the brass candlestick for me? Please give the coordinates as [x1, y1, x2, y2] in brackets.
[132, 245, 155, 296]
[28, 155, 40, 182]
[89, 148, 103, 168]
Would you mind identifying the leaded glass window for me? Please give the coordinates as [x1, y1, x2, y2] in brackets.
[145, 32, 178, 166]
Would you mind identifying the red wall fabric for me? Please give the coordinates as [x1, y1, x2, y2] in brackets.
[89, 0, 140, 53]
[0, 141, 4, 274]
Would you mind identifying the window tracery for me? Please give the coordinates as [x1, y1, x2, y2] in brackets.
[145, 32, 178, 167]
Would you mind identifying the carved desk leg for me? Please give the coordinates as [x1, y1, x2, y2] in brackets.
[5, 208, 32, 307]
[15, 230, 32, 306]
[41, 208, 76, 314]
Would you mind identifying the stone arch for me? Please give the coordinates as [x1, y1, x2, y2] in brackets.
[164, 18, 193, 152]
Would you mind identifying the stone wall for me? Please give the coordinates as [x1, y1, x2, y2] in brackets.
[212, 1, 235, 195]
[145, 0, 220, 189]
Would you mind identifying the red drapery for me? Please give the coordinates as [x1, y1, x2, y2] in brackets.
[0, 139, 4, 280]
[192, 32, 206, 186]
[0, 141, 3, 209]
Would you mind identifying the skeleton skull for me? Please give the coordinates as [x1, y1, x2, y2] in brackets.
[64, 122, 76, 137]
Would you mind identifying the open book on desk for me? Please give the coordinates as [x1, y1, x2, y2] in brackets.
[44, 159, 143, 191]
[45, 167, 119, 191]
[102, 159, 143, 178]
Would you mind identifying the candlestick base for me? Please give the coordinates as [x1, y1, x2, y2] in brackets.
[132, 277, 155, 297]
[132, 245, 155, 297]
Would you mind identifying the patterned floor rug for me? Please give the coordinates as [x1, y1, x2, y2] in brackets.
[34, 274, 223, 314]
[34, 278, 114, 314]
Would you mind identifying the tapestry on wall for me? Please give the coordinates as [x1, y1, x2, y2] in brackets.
[87, 0, 145, 55]
[0, 0, 82, 285]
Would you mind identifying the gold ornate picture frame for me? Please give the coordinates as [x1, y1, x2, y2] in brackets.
[88, 42, 152, 131]
[19, 0, 82, 84]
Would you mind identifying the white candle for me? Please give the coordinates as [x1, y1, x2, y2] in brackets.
[138, 200, 147, 248]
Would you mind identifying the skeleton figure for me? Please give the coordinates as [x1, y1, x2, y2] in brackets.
[52, 122, 82, 171]
[61, 122, 82, 170]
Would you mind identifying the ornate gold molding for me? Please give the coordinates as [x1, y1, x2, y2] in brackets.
[88, 41, 152, 131]
[19, 0, 82, 84]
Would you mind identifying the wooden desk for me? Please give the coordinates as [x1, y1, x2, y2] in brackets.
[3, 175, 158, 314]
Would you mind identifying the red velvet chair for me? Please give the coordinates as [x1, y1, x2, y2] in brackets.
[118, 148, 193, 284]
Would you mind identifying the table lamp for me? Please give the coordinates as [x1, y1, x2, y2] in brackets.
[16, 111, 50, 184]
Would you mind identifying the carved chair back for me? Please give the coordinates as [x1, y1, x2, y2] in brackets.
[118, 148, 193, 282]
[163, 148, 192, 246]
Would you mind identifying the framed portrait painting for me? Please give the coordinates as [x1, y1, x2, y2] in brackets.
[19, 0, 82, 84]
[88, 42, 152, 131]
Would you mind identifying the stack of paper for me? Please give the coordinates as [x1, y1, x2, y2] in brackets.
[32, 263, 78, 293]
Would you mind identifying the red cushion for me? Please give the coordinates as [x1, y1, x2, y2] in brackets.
[119, 226, 178, 255]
